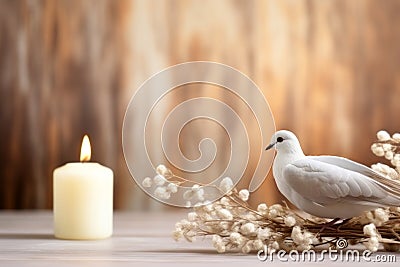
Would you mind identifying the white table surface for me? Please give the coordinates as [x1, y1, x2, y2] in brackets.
[0, 211, 398, 266]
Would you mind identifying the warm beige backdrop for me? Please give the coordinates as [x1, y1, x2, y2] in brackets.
[1, 0, 400, 209]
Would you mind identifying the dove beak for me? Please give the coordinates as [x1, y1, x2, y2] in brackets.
[265, 142, 276, 151]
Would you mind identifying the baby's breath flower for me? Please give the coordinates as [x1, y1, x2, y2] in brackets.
[271, 241, 280, 250]
[361, 208, 391, 226]
[380, 163, 392, 173]
[174, 220, 184, 230]
[212, 234, 222, 244]
[372, 145, 385, 157]
[257, 203, 268, 214]
[372, 163, 399, 179]
[268, 204, 283, 218]
[270, 204, 283, 213]
[154, 186, 170, 199]
[229, 232, 240, 241]
[220, 197, 230, 206]
[291, 226, 313, 248]
[392, 133, 400, 142]
[153, 174, 167, 186]
[257, 227, 271, 240]
[203, 203, 214, 212]
[371, 164, 383, 173]
[374, 208, 389, 225]
[241, 242, 252, 253]
[215, 243, 226, 253]
[391, 154, 400, 167]
[388, 168, 399, 179]
[183, 184, 205, 202]
[371, 143, 378, 151]
[217, 209, 233, 220]
[363, 223, 378, 237]
[385, 151, 394, 160]
[382, 143, 393, 152]
[229, 232, 245, 246]
[364, 236, 380, 252]
[240, 222, 256, 235]
[191, 184, 200, 192]
[167, 182, 178, 193]
[212, 235, 225, 253]
[183, 190, 194, 200]
[220, 221, 230, 230]
[377, 130, 391, 141]
[291, 226, 303, 244]
[172, 229, 183, 241]
[219, 177, 234, 193]
[188, 212, 198, 222]
[238, 189, 249, 201]
[284, 215, 297, 227]
[156, 164, 168, 175]
[195, 188, 205, 201]
[253, 239, 264, 250]
[188, 221, 198, 230]
[142, 177, 152, 188]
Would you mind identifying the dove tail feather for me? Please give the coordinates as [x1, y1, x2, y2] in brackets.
[364, 170, 400, 201]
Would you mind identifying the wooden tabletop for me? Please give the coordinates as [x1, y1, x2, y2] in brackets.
[0, 211, 398, 266]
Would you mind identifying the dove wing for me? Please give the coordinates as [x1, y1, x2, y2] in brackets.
[309, 155, 400, 197]
[283, 158, 391, 206]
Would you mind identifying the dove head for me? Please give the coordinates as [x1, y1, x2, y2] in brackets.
[265, 130, 304, 155]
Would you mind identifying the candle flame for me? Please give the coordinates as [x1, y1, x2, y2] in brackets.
[80, 135, 91, 162]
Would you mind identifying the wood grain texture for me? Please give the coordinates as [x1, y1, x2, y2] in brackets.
[0, 211, 399, 266]
[1, 0, 400, 209]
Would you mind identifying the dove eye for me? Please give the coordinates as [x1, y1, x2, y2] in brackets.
[277, 137, 284, 143]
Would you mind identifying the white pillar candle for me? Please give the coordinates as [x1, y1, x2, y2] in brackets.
[53, 135, 113, 240]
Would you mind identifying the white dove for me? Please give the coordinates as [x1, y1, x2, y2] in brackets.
[265, 130, 400, 219]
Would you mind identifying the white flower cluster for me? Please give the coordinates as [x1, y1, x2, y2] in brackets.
[182, 177, 237, 207]
[142, 167, 178, 200]
[359, 208, 390, 227]
[173, 219, 198, 242]
[173, 185, 400, 253]
[143, 165, 242, 206]
[183, 184, 205, 206]
[291, 226, 316, 251]
[238, 189, 249, 201]
[371, 163, 399, 180]
[173, 186, 314, 254]
[142, 174, 178, 199]
[363, 223, 380, 252]
[219, 177, 234, 194]
[371, 130, 400, 176]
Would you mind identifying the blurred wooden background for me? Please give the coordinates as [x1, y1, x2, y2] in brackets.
[1, 0, 400, 209]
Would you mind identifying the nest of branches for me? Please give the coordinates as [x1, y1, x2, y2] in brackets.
[173, 187, 400, 253]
